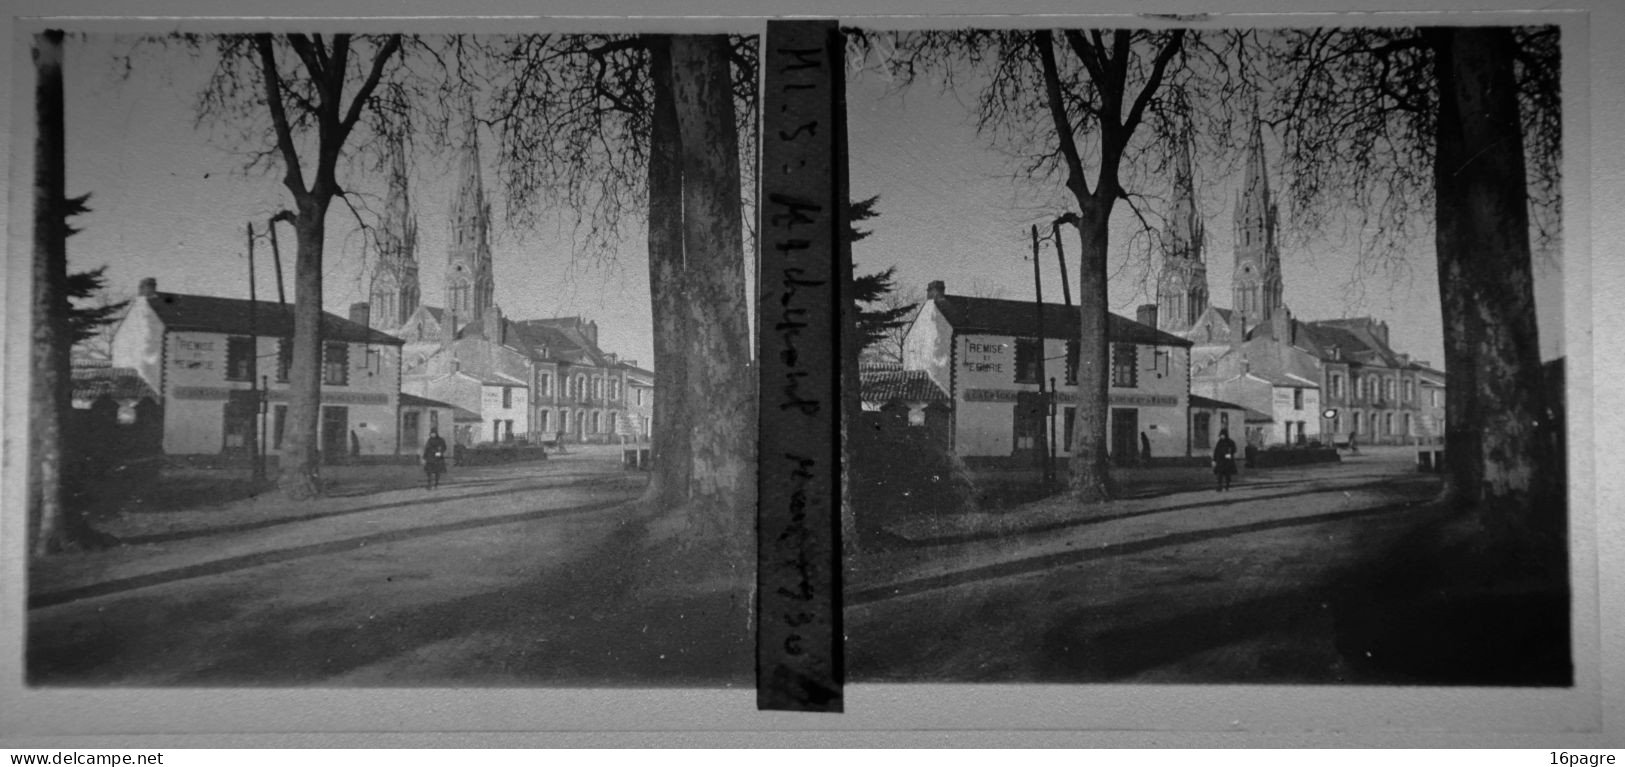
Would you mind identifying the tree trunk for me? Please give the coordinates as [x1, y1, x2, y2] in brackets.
[1428, 28, 1555, 545]
[669, 35, 756, 568]
[31, 30, 70, 556]
[639, 35, 694, 514]
[277, 196, 329, 499]
[1065, 196, 1116, 502]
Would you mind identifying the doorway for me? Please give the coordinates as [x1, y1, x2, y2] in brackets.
[1012, 392, 1046, 463]
[1110, 407, 1139, 466]
[1192, 411, 1212, 450]
[321, 406, 349, 464]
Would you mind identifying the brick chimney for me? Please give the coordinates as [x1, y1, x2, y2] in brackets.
[586, 320, 599, 347]
[349, 301, 370, 328]
[138, 277, 157, 297]
[926, 280, 946, 301]
[1136, 303, 1158, 329]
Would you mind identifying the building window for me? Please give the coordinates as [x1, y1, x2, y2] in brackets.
[538, 373, 551, 397]
[1065, 340, 1079, 386]
[1293, 388, 1304, 410]
[608, 412, 618, 434]
[538, 410, 549, 433]
[1112, 344, 1138, 388]
[1014, 338, 1042, 384]
[273, 404, 287, 449]
[1385, 412, 1394, 435]
[590, 411, 600, 434]
[559, 410, 569, 433]
[1403, 379, 1414, 402]
[276, 339, 293, 382]
[429, 409, 439, 431]
[226, 336, 255, 381]
[322, 342, 349, 386]
[1329, 373, 1343, 399]
[502, 386, 513, 409]
[1063, 407, 1076, 451]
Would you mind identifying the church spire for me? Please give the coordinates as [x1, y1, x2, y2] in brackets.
[369, 131, 420, 329]
[1231, 110, 1283, 332]
[1156, 126, 1208, 333]
[445, 105, 495, 326]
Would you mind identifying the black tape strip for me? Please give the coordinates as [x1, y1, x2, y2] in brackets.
[756, 19, 846, 713]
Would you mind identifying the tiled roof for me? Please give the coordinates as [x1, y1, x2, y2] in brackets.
[860, 369, 950, 405]
[930, 295, 1193, 347]
[71, 366, 158, 401]
[399, 392, 457, 410]
[1189, 393, 1245, 411]
[145, 293, 403, 345]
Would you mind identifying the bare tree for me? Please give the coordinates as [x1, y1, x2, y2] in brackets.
[855, 28, 1197, 502]
[1265, 26, 1561, 545]
[860, 284, 921, 366]
[477, 33, 759, 579]
[195, 34, 405, 499]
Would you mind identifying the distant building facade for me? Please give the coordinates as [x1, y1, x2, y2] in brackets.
[1172, 115, 1445, 447]
[365, 113, 651, 446]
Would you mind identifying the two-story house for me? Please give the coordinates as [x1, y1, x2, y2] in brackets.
[110, 278, 405, 460]
[901, 281, 1194, 468]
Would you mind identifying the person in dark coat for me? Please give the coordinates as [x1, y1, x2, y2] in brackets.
[422, 428, 448, 490]
[1213, 429, 1238, 491]
[1139, 431, 1152, 467]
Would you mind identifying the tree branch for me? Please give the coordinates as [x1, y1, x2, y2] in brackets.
[339, 35, 403, 138]
[254, 35, 308, 197]
[1037, 30, 1092, 201]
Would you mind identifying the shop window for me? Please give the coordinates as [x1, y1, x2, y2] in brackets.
[276, 339, 293, 382]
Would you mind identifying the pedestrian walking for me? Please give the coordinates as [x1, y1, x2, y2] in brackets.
[1140, 431, 1152, 467]
[422, 428, 448, 490]
[1348, 431, 1360, 455]
[1213, 429, 1238, 491]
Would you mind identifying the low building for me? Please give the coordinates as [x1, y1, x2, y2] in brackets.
[110, 278, 405, 460]
[1187, 393, 1260, 452]
[397, 392, 470, 454]
[901, 281, 1194, 468]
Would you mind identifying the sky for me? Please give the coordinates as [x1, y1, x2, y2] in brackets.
[843, 35, 1568, 368]
[34, 35, 662, 371]
[17, 30, 1567, 376]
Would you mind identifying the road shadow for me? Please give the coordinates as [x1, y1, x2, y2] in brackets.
[29, 496, 631, 609]
[28, 510, 753, 687]
[870, 475, 1439, 550]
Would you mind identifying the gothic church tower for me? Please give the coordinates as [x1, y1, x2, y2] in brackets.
[1156, 132, 1208, 333]
[445, 109, 495, 329]
[369, 134, 420, 330]
[1231, 115, 1284, 332]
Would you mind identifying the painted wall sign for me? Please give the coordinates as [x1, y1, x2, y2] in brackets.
[963, 388, 1178, 408]
[173, 386, 388, 406]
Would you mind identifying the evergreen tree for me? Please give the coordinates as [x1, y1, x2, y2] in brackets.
[849, 195, 917, 353]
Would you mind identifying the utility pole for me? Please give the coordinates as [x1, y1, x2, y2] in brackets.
[247, 222, 264, 486]
[1031, 224, 1052, 487]
[267, 211, 292, 306]
[1052, 214, 1075, 308]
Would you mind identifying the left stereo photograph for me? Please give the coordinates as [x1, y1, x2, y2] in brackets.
[13, 23, 761, 688]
